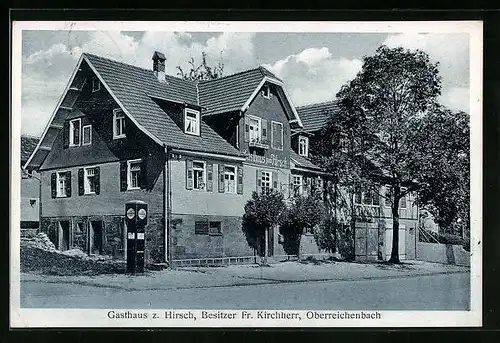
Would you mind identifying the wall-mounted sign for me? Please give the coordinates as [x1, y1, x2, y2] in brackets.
[126, 208, 135, 219]
[138, 208, 147, 220]
[243, 150, 289, 169]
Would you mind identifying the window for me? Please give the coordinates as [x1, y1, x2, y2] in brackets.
[271, 121, 284, 150]
[193, 161, 206, 190]
[385, 185, 392, 207]
[262, 85, 271, 99]
[209, 221, 222, 235]
[224, 166, 236, 194]
[113, 109, 126, 139]
[400, 188, 407, 209]
[92, 76, 100, 92]
[292, 175, 303, 196]
[82, 125, 92, 145]
[57, 171, 69, 197]
[185, 108, 200, 136]
[69, 118, 81, 147]
[261, 171, 271, 191]
[362, 189, 379, 206]
[248, 116, 261, 143]
[195, 221, 209, 235]
[127, 159, 141, 190]
[298, 136, 309, 157]
[84, 167, 98, 194]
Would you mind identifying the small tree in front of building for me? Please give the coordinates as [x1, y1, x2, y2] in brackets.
[242, 189, 287, 264]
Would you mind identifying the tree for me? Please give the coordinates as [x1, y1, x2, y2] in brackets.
[280, 193, 325, 257]
[332, 45, 442, 263]
[176, 51, 224, 81]
[413, 107, 470, 238]
[241, 190, 287, 264]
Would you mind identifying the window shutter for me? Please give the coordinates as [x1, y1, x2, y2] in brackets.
[63, 121, 69, 149]
[272, 171, 278, 190]
[261, 119, 268, 143]
[267, 120, 272, 145]
[51, 173, 56, 198]
[78, 168, 84, 196]
[120, 161, 128, 191]
[237, 166, 243, 195]
[140, 160, 147, 189]
[65, 171, 72, 197]
[218, 163, 225, 193]
[95, 166, 100, 195]
[256, 169, 261, 191]
[186, 160, 193, 190]
[206, 162, 213, 192]
[244, 117, 249, 142]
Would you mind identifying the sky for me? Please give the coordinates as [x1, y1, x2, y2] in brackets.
[20, 29, 471, 137]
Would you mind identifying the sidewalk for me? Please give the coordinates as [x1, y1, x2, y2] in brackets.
[20, 260, 469, 291]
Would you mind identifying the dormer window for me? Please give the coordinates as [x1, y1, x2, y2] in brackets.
[262, 85, 271, 99]
[69, 118, 81, 147]
[298, 136, 309, 157]
[113, 109, 126, 139]
[185, 108, 200, 136]
[92, 76, 100, 92]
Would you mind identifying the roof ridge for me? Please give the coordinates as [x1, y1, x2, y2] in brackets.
[296, 99, 338, 109]
[199, 66, 272, 84]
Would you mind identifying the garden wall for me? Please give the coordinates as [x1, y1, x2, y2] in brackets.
[416, 242, 470, 267]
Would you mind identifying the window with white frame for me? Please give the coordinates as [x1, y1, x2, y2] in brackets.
[57, 172, 69, 197]
[262, 85, 271, 99]
[400, 188, 407, 209]
[292, 175, 303, 196]
[185, 108, 200, 136]
[84, 167, 97, 194]
[224, 166, 236, 194]
[92, 76, 100, 92]
[82, 125, 92, 145]
[69, 118, 81, 147]
[271, 121, 284, 150]
[298, 136, 309, 157]
[127, 159, 141, 190]
[362, 188, 380, 206]
[248, 116, 261, 143]
[261, 171, 271, 191]
[193, 161, 206, 190]
[113, 109, 126, 139]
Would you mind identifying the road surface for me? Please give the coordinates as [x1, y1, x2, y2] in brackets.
[20, 272, 470, 310]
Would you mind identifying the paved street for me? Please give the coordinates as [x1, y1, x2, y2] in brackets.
[20, 270, 470, 310]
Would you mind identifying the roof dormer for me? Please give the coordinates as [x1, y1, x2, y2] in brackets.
[184, 107, 201, 136]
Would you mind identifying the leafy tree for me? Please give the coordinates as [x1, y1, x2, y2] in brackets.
[328, 45, 442, 263]
[176, 51, 224, 81]
[280, 193, 325, 257]
[413, 107, 470, 237]
[242, 190, 287, 263]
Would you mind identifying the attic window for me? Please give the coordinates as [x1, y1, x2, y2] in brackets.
[92, 76, 100, 92]
[113, 109, 126, 139]
[298, 136, 309, 157]
[262, 85, 271, 99]
[185, 108, 200, 136]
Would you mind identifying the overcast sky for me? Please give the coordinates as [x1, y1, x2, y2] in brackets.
[20, 30, 470, 136]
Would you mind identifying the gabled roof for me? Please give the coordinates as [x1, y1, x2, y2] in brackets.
[296, 100, 339, 133]
[289, 150, 322, 171]
[21, 135, 39, 164]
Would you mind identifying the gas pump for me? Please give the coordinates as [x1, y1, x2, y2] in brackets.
[125, 200, 148, 274]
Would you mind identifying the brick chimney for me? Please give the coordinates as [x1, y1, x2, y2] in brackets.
[152, 51, 166, 83]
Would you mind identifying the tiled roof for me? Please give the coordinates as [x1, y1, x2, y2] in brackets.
[84, 53, 244, 157]
[198, 66, 281, 116]
[296, 100, 339, 133]
[289, 150, 322, 171]
[21, 135, 39, 164]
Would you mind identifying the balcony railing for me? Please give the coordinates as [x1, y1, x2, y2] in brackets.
[248, 138, 269, 149]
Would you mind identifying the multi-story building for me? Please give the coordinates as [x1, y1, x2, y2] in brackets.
[24, 52, 326, 264]
[296, 101, 419, 261]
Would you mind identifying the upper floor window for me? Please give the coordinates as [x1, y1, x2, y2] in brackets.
[192, 161, 206, 190]
[384, 185, 407, 209]
[248, 116, 261, 143]
[185, 108, 200, 136]
[127, 159, 142, 190]
[354, 187, 380, 206]
[292, 175, 303, 196]
[92, 76, 100, 92]
[262, 85, 271, 99]
[84, 167, 98, 194]
[56, 171, 71, 198]
[69, 118, 81, 147]
[113, 109, 126, 139]
[271, 121, 284, 150]
[224, 166, 236, 194]
[82, 125, 92, 145]
[298, 136, 309, 157]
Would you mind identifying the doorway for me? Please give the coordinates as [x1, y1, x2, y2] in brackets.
[58, 221, 70, 251]
[89, 220, 104, 255]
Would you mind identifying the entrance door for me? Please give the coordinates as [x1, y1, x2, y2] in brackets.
[58, 221, 70, 251]
[89, 221, 104, 255]
[384, 225, 406, 261]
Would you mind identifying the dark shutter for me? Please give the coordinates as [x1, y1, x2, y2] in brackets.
[120, 161, 128, 191]
[206, 162, 213, 192]
[140, 159, 147, 189]
[272, 171, 278, 189]
[267, 120, 272, 145]
[78, 168, 84, 196]
[95, 166, 100, 195]
[65, 171, 72, 197]
[51, 173, 57, 198]
[261, 119, 268, 143]
[63, 121, 69, 149]
[244, 117, 249, 142]
[256, 169, 261, 191]
[186, 160, 193, 190]
[237, 166, 243, 195]
[218, 163, 225, 193]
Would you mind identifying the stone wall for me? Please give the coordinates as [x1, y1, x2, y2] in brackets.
[417, 242, 470, 266]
